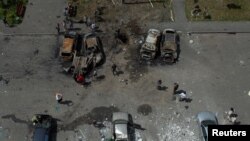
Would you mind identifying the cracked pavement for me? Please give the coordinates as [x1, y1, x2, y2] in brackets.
[0, 0, 250, 141]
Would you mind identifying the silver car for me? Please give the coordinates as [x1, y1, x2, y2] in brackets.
[112, 112, 133, 141]
[197, 112, 218, 141]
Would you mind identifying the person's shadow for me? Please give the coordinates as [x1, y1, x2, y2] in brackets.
[60, 100, 74, 106]
[157, 86, 168, 91]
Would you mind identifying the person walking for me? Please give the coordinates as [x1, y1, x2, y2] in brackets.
[173, 82, 179, 94]
[56, 93, 63, 104]
[172, 82, 179, 100]
[56, 23, 60, 34]
[112, 64, 118, 76]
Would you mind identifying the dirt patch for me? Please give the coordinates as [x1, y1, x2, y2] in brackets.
[1, 114, 30, 125]
[137, 104, 152, 116]
[125, 44, 148, 82]
[69, 0, 171, 23]
[60, 106, 119, 131]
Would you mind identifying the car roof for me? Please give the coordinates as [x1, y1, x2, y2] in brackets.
[33, 128, 49, 141]
[197, 111, 218, 124]
[62, 38, 74, 53]
[112, 112, 129, 122]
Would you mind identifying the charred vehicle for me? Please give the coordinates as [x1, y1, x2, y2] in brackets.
[140, 29, 161, 60]
[160, 29, 178, 64]
[71, 33, 105, 75]
[60, 32, 77, 61]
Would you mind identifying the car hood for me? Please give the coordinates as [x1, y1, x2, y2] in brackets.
[197, 112, 218, 124]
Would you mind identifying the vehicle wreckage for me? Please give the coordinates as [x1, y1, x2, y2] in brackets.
[60, 32, 105, 82]
[140, 28, 178, 63]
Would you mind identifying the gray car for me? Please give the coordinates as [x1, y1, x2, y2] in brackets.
[197, 112, 218, 141]
[112, 112, 134, 141]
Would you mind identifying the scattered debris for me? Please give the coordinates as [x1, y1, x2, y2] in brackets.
[239, 60, 245, 65]
[60, 106, 119, 131]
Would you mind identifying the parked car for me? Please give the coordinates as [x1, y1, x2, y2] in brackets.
[160, 29, 178, 64]
[112, 112, 134, 141]
[197, 112, 218, 141]
[31, 114, 54, 141]
[140, 29, 161, 60]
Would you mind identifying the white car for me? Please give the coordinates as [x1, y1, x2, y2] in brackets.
[140, 29, 161, 60]
[112, 112, 134, 141]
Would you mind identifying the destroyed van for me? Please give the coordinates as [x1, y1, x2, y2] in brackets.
[60, 34, 75, 61]
[160, 29, 178, 64]
[140, 29, 161, 60]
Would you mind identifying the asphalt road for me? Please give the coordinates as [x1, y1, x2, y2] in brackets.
[0, 0, 250, 141]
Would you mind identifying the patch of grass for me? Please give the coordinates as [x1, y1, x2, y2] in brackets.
[186, 0, 250, 21]
[0, 0, 28, 26]
[68, 0, 172, 22]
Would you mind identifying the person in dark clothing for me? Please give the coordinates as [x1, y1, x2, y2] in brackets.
[70, 20, 73, 29]
[172, 82, 179, 100]
[173, 82, 179, 94]
[112, 64, 118, 75]
[157, 80, 162, 90]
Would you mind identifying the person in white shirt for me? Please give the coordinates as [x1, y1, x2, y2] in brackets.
[56, 93, 63, 104]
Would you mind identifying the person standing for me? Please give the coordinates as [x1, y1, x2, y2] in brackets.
[172, 82, 179, 100]
[157, 80, 162, 90]
[56, 93, 63, 104]
[173, 82, 179, 94]
[112, 64, 117, 76]
[227, 107, 237, 124]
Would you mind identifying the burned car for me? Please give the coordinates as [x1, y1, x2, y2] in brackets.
[112, 112, 134, 141]
[71, 33, 105, 75]
[60, 32, 77, 61]
[140, 29, 161, 60]
[160, 29, 178, 64]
